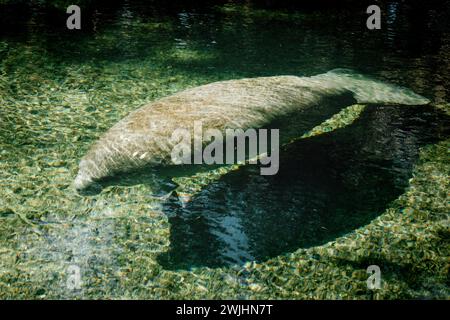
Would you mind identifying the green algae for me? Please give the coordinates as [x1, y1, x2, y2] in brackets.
[0, 2, 449, 299]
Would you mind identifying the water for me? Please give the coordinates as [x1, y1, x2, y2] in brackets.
[0, 0, 449, 299]
[161, 105, 449, 268]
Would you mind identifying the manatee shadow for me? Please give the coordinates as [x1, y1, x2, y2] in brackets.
[157, 104, 449, 270]
[80, 163, 226, 196]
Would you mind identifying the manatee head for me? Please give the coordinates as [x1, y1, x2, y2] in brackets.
[73, 159, 101, 193]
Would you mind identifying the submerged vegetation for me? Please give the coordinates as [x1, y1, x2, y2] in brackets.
[0, 0, 449, 299]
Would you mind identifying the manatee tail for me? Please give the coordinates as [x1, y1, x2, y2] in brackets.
[314, 68, 430, 105]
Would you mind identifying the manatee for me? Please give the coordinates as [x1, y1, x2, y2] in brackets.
[74, 69, 429, 191]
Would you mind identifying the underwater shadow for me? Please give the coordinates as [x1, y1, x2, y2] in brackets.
[157, 104, 449, 270]
[81, 163, 225, 196]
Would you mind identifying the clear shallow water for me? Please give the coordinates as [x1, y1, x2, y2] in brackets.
[0, 1, 449, 299]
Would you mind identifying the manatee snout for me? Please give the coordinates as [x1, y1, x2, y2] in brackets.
[74, 171, 92, 191]
[73, 160, 102, 194]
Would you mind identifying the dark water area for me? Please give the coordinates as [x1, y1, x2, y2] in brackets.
[1, 0, 450, 103]
[160, 105, 449, 269]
